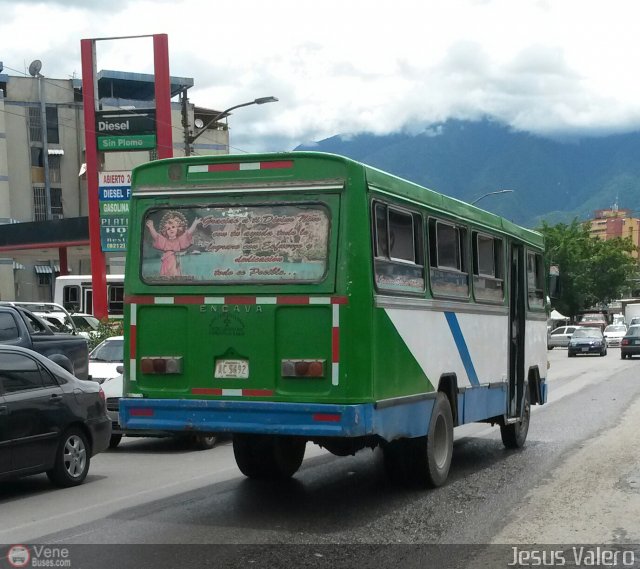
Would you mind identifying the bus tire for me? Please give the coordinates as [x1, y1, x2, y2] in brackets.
[233, 434, 306, 479]
[501, 387, 530, 449]
[418, 392, 454, 487]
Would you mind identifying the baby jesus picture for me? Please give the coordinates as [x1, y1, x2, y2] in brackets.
[145, 210, 201, 277]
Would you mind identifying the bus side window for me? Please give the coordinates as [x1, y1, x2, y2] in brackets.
[472, 232, 504, 303]
[372, 201, 424, 294]
[62, 285, 80, 313]
[108, 285, 125, 315]
[527, 251, 545, 309]
[428, 219, 469, 298]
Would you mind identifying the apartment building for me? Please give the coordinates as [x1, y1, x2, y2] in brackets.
[0, 69, 229, 301]
[586, 206, 640, 259]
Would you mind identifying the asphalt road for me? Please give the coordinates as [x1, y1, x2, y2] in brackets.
[1, 348, 639, 568]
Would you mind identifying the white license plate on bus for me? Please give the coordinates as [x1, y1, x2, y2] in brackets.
[215, 359, 249, 379]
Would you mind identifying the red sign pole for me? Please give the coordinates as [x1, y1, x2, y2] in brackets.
[81, 39, 108, 320]
[153, 34, 173, 159]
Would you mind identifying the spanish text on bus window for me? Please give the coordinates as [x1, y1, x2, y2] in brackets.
[141, 205, 330, 284]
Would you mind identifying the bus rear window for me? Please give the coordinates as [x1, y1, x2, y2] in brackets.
[141, 204, 330, 284]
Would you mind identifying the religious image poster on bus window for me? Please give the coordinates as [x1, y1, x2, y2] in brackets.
[141, 205, 330, 283]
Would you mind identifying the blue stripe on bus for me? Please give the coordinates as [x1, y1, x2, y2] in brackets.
[444, 311, 480, 386]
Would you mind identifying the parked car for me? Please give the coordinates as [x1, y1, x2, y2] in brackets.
[568, 327, 607, 357]
[0, 345, 111, 486]
[102, 373, 216, 450]
[89, 335, 124, 384]
[603, 324, 627, 347]
[70, 314, 101, 339]
[628, 317, 640, 328]
[620, 325, 640, 359]
[547, 325, 581, 349]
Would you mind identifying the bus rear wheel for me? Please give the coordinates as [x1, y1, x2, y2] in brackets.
[383, 393, 454, 488]
[233, 434, 306, 480]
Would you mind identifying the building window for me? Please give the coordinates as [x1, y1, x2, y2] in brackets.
[28, 106, 42, 142]
[49, 155, 61, 184]
[27, 106, 59, 144]
[33, 186, 63, 221]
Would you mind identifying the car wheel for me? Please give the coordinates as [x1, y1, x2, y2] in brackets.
[547, 346, 554, 350]
[621, 353, 627, 360]
[109, 434, 123, 449]
[46, 427, 91, 487]
[190, 433, 217, 451]
[568, 351, 575, 358]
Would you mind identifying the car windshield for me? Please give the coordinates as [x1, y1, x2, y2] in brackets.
[604, 325, 626, 333]
[72, 315, 100, 331]
[572, 328, 602, 338]
[89, 338, 123, 362]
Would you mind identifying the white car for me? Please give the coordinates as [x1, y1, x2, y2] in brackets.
[89, 335, 123, 384]
[102, 373, 217, 450]
[603, 324, 627, 347]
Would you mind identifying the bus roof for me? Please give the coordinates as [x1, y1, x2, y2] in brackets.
[131, 151, 543, 249]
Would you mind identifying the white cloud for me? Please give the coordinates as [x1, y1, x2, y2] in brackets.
[2, 0, 640, 151]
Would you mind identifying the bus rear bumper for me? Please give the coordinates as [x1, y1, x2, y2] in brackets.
[119, 398, 436, 440]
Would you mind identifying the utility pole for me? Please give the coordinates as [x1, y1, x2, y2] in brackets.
[180, 88, 191, 156]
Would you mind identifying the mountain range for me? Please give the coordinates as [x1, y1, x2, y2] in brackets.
[295, 120, 640, 229]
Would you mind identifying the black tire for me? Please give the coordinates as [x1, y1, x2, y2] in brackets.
[621, 353, 627, 360]
[547, 346, 554, 350]
[190, 433, 217, 451]
[109, 434, 122, 449]
[385, 393, 454, 488]
[568, 351, 575, 358]
[233, 434, 306, 479]
[46, 427, 91, 487]
[501, 387, 530, 449]
[418, 393, 454, 487]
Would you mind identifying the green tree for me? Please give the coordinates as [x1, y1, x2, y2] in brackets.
[539, 220, 638, 318]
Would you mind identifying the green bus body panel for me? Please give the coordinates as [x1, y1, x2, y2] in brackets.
[124, 151, 541, 407]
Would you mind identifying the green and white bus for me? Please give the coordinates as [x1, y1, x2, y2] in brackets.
[120, 152, 547, 486]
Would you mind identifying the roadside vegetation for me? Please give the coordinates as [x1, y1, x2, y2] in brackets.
[88, 319, 124, 351]
[539, 220, 638, 319]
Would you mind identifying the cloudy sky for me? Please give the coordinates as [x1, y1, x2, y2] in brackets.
[2, 0, 640, 153]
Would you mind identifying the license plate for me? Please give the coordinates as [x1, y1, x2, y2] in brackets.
[635, 340, 640, 345]
[581, 347, 589, 352]
[215, 359, 249, 379]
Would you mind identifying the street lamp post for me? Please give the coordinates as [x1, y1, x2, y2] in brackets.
[186, 96, 278, 155]
[471, 189, 514, 205]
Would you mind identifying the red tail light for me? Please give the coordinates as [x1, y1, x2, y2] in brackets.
[621, 339, 629, 345]
[98, 386, 106, 402]
[281, 359, 326, 378]
[140, 356, 183, 374]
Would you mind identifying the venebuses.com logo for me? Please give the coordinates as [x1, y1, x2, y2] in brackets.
[6, 545, 71, 568]
[7, 546, 30, 568]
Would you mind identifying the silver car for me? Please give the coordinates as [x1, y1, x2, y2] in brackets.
[547, 325, 581, 349]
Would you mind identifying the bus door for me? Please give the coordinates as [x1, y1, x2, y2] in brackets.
[508, 243, 525, 418]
